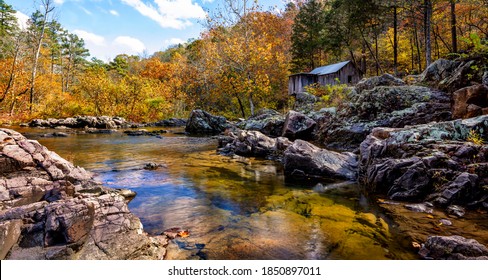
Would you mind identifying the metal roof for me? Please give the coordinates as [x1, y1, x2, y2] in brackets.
[309, 60, 350, 75]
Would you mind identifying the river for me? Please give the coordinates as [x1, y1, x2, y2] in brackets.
[13, 126, 424, 260]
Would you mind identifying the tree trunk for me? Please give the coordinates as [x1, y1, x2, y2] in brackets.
[393, 4, 398, 76]
[451, 0, 458, 53]
[29, 0, 54, 113]
[375, 32, 379, 76]
[414, 21, 422, 72]
[424, 0, 432, 67]
[410, 36, 415, 71]
[1, 36, 20, 103]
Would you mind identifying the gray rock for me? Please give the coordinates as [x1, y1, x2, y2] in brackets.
[358, 115, 488, 206]
[0, 128, 168, 260]
[0, 220, 23, 259]
[283, 140, 358, 181]
[152, 118, 187, 127]
[282, 110, 316, 140]
[405, 203, 434, 214]
[356, 73, 406, 93]
[446, 205, 466, 218]
[419, 235, 488, 260]
[420, 59, 461, 84]
[293, 91, 318, 113]
[242, 109, 285, 137]
[218, 130, 292, 159]
[28, 116, 132, 129]
[185, 109, 228, 135]
[439, 60, 477, 93]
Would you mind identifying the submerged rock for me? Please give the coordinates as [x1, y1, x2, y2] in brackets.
[419, 235, 488, 260]
[283, 140, 358, 181]
[0, 128, 168, 260]
[185, 109, 228, 135]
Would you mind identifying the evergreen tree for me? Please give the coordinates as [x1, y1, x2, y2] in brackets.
[0, 0, 17, 36]
[0, 0, 19, 59]
[290, 0, 327, 72]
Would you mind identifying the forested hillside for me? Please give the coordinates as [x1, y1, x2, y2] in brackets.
[0, 0, 487, 123]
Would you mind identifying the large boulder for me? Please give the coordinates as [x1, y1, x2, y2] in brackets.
[347, 86, 436, 121]
[452, 84, 488, 119]
[316, 85, 451, 151]
[283, 140, 358, 181]
[185, 109, 228, 135]
[419, 59, 485, 93]
[218, 130, 292, 159]
[355, 73, 406, 93]
[292, 91, 318, 113]
[0, 128, 167, 259]
[439, 60, 478, 93]
[281, 110, 316, 140]
[419, 235, 488, 260]
[359, 115, 488, 207]
[241, 109, 285, 137]
[420, 59, 461, 84]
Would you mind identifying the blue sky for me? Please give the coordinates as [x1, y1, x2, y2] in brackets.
[8, 0, 286, 61]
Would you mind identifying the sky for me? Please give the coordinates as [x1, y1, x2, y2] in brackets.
[8, 0, 286, 61]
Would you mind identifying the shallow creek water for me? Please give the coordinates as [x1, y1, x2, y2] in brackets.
[14, 126, 484, 260]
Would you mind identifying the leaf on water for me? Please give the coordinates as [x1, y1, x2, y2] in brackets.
[178, 230, 190, 238]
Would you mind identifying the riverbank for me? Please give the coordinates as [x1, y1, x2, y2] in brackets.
[0, 128, 168, 259]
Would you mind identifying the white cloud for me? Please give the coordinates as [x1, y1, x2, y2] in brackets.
[109, 10, 119, 16]
[14, 11, 30, 30]
[73, 29, 106, 46]
[163, 38, 185, 48]
[121, 0, 206, 29]
[202, 0, 214, 3]
[113, 36, 146, 54]
[54, 0, 65, 4]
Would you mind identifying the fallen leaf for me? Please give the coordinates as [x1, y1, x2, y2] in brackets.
[426, 215, 434, 219]
[412, 242, 421, 248]
[178, 230, 190, 238]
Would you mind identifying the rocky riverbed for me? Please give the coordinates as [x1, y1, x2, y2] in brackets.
[3, 57, 488, 260]
[207, 57, 488, 259]
[0, 128, 168, 259]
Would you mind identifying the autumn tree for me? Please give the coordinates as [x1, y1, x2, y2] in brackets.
[26, 0, 55, 112]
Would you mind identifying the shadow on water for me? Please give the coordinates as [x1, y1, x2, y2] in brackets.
[16, 127, 422, 260]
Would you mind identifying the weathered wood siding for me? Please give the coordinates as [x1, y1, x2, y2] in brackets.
[288, 62, 362, 95]
[316, 63, 361, 85]
[288, 74, 317, 95]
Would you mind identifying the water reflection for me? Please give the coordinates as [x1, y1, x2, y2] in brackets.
[15, 127, 416, 260]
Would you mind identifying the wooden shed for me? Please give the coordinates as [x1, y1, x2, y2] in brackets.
[288, 61, 361, 95]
